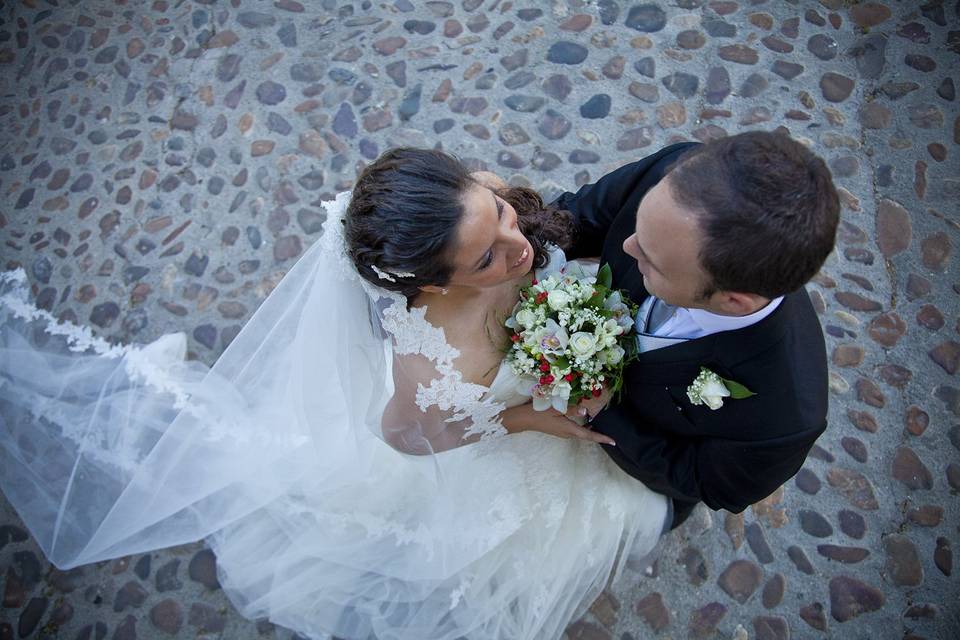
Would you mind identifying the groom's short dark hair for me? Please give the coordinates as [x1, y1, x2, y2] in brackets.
[667, 131, 839, 299]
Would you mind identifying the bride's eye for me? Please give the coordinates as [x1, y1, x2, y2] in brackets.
[496, 198, 504, 220]
[479, 250, 494, 270]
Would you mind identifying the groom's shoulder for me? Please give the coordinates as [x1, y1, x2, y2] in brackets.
[613, 141, 701, 179]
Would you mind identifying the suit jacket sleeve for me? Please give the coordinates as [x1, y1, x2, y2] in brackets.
[592, 402, 825, 513]
[550, 142, 700, 259]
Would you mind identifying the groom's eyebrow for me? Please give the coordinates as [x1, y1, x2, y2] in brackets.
[633, 206, 662, 274]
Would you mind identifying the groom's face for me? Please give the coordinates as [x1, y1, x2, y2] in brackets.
[623, 176, 712, 309]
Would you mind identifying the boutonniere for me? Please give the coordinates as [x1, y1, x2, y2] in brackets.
[686, 367, 756, 410]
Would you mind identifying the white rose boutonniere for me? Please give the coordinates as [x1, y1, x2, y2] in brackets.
[687, 367, 755, 410]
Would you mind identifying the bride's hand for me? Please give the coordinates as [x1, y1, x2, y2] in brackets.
[500, 403, 616, 446]
[575, 388, 613, 422]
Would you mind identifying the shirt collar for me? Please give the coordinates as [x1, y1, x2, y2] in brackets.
[686, 296, 784, 335]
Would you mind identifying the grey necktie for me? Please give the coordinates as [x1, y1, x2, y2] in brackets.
[647, 297, 678, 335]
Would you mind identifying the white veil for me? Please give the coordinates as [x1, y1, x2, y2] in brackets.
[0, 190, 666, 639]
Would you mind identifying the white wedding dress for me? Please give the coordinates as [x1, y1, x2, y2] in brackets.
[0, 192, 667, 640]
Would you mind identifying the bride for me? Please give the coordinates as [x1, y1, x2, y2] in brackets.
[0, 147, 667, 640]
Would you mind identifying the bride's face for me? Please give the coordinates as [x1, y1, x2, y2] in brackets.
[444, 182, 534, 290]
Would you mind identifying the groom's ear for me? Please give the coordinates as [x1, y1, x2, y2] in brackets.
[711, 291, 770, 316]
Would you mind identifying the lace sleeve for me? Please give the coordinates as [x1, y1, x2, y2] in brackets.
[376, 310, 508, 455]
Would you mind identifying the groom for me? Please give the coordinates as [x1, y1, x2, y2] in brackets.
[551, 131, 839, 528]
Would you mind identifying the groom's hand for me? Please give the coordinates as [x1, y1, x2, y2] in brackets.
[501, 403, 616, 446]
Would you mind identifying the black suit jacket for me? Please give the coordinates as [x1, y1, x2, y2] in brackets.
[551, 143, 829, 524]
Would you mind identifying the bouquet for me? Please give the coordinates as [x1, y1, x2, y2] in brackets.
[505, 263, 638, 413]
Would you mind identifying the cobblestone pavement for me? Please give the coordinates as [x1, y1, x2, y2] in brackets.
[0, 0, 958, 638]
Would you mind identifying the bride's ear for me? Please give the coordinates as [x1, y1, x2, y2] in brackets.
[419, 285, 449, 296]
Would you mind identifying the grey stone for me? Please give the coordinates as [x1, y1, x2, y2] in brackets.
[626, 4, 666, 32]
[662, 72, 699, 99]
[580, 94, 611, 119]
[505, 95, 545, 112]
[547, 42, 588, 65]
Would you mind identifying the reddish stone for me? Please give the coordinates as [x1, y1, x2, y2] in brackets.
[879, 364, 912, 389]
[761, 574, 785, 609]
[559, 14, 592, 31]
[905, 406, 929, 436]
[883, 534, 923, 586]
[250, 140, 274, 157]
[892, 447, 933, 490]
[930, 340, 960, 374]
[928, 142, 947, 161]
[762, 36, 794, 53]
[855, 378, 885, 408]
[868, 312, 906, 347]
[836, 292, 882, 313]
[876, 199, 912, 257]
[920, 232, 951, 271]
[718, 560, 762, 604]
[362, 108, 392, 133]
[800, 602, 827, 631]
[709, 1, 738, 15]
[827, 467, 879, 510]
[915, 160, 927, 199]
[689, 602, 726, 639]
[907, 504, 943, 526]
[679, 546, 708, 586]
[725, 512, 744, 550]
[935, 537, 952, 576]
[829, 575, 885, 621]
[820, 72, 855, 102]
[443, 19, 462, 38]
[917, 304, 945, 331]
[850, 3, 892, 27]
[949, 464, 960, 491]
[841, 436, 868, 462]
[818, 544, 870, 563]
[718, 45, 759, 64]
[273, 235, 302, 263]
[859, 102, 891, 128]
[906, 273, 932, 299]
[635, 593, 670, 631]
[832, 344, 864, 366]
[749, 12, 774, 29]
[373, 36, 406, 55]
[847, 409, 877, 433]
[752, 616, 789, 640]
[588, 591, 619, 628]
[150, 599, 183, 634]
[565, 621, 611, 640]
[207, 30, 239, 48]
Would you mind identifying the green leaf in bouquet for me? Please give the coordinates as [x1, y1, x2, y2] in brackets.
[597, 263, 613, 289]
[720, 376, 756, 399]
[586, 291, 606, 309]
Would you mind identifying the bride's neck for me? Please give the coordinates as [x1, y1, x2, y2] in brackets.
[414, 274, 529, 316]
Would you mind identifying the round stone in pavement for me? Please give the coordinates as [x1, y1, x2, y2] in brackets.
[188, 548, 220, 590]
[547, 42, 588, 65]
[829, 576, 885, 622]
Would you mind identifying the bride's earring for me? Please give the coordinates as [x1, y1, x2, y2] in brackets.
[441, 288, 449, 295]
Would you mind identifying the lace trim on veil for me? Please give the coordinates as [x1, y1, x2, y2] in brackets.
[0, 270, 192, 410]
[323, 191, 507, 443]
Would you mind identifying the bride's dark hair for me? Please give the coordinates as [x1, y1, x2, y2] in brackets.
[345, 147, 575, 299]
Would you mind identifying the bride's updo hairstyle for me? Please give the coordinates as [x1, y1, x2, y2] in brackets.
[345, 147, 574, 299]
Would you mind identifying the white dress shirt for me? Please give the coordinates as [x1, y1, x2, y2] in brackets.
[635, 295, 784, 352]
